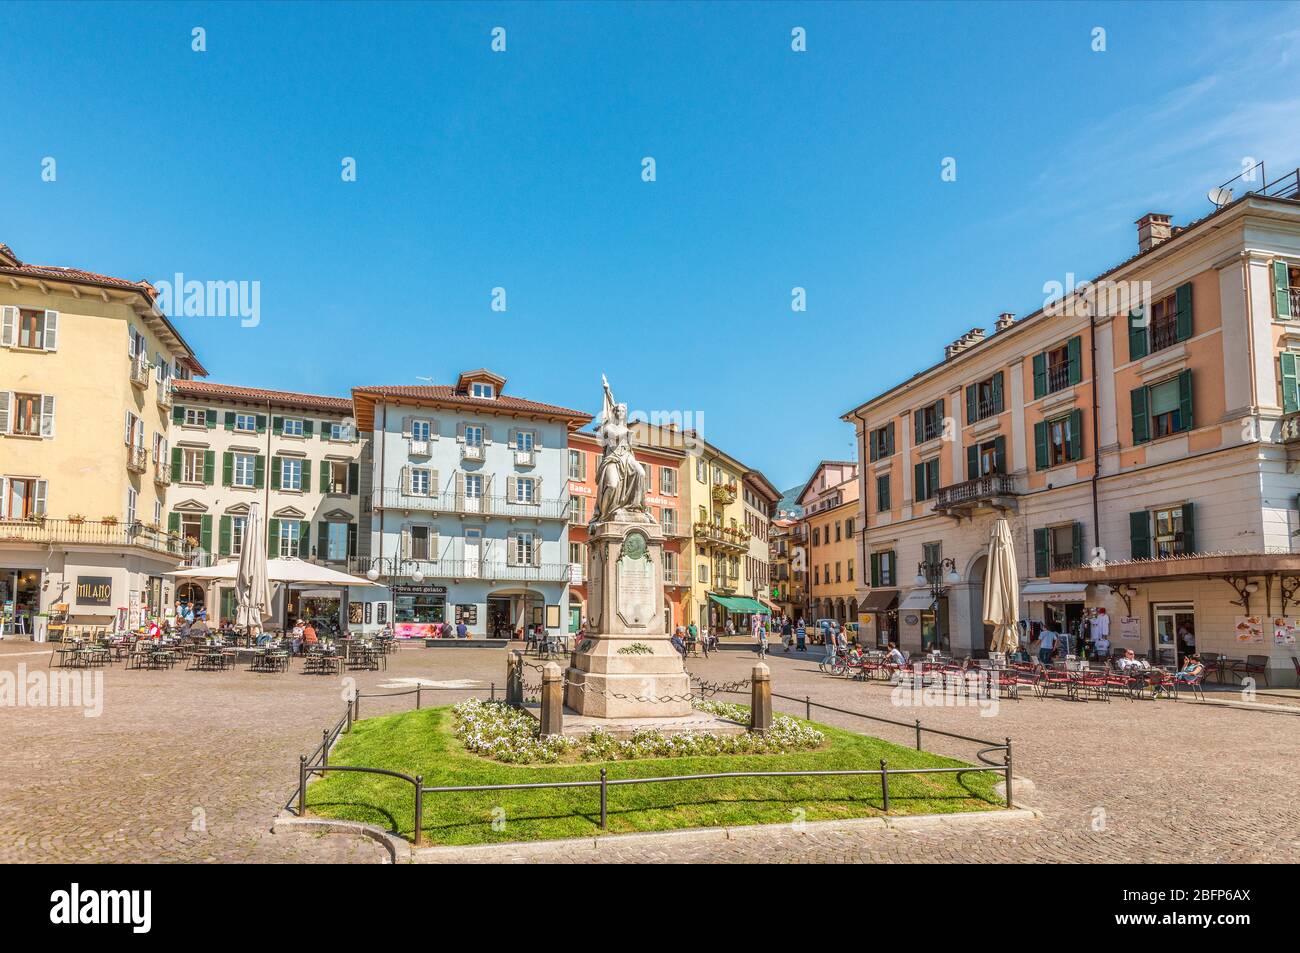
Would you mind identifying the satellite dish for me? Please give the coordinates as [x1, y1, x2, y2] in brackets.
[1208, 186, 1233, 207]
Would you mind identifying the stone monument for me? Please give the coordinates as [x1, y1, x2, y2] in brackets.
[565, 375, 694, 718]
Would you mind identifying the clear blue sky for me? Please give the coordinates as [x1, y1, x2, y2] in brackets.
[3, 1, 1297, 489]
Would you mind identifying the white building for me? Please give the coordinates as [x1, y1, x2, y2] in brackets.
[352, 370, 590, 640]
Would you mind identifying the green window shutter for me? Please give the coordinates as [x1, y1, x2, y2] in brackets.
[272, 416, 283, 436]
[172, 405, 184, 425]
[992, 371, 1004, 413]
[298, 522, 311, 559]
[869, 431, 878, 462]
[1130, 387, 1150, 444]
[885, 422, 895, 455]
[270, 456, 281, 490]
[882, 476, 891, 509]
[303, 420, 314, 438]
[1177, 369, 1194, 432]
[993, 435, 1006, 474]
[1282, 352, 1299, 414]
[319, 421, 330, 441]
[170, 446, 182, 482]
[168, 511, 180, 535]
[205, 408, 216, 429]
[199, 514, 213, 555]
[870, 552, 880, 588]
[1067, 336, 1083, 385]
[1071, 521, 1084, 567]
[1174, 282, 1193, 342]
[218, 515, 232, 556]
[1032, 352, 1047, 398]
[254, 455, 265, 489]
[1033, 420, 1048, 470]
[1275, 260, 1293, 320]
[914, 461, 925, 500]
[348, 462, 359, 494]
[221, 451, 233, 487]
[224, 411, 235, 431]
[1067, 408, 1084, 461]
[317, 521, 328, 560]
[300, 459, 311, 490]
[1129, 511, 1151, 560]
[267, 519, 280, 558]
[1128, 310, 1149, 361]
[203, 450, 216, 486]
[1181, 501, 1196, 554]
[913, 410, 923, 445]
[1033, 528, 1049, 577]
[934, 398, 945, 428]
[966, 443, 978, 480]
[320, 463, 330, 493]
[348, 522, 358, 558]
[256, 414, 267, 434]
[965, 384, 976, 424]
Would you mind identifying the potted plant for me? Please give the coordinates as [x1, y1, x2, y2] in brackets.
[101, 516, 119, 526]
[68, 514, 86, 524]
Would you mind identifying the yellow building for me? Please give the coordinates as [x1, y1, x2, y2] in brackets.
[796, 460, 860, 626]
[631, 422, 779, 634]
[0, 241, 204, 636]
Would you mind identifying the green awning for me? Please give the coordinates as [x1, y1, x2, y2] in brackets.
[708, 594, 770, 614]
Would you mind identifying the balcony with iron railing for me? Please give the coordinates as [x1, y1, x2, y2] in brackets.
[1045, 363, 1071, 393]
[1150, 317, 1179, 352]
[371, 487, 573, 520]
[153, 461, 171, 486]
[156, 379, 173, 409]
[662, 569, 693, 588]
[460, 443, 483, 462]
[934, 473, 1020, 514]
[711, 481, 738, 505]
[129, 353, 151, 388]
[512, 448, 536, 468]
[127, 445, 148, 473]
[0, 517, 197, 559]
[1050, 552, 1079, 571]
[347, 555, 571, 583]
[692, 522, 751, 552]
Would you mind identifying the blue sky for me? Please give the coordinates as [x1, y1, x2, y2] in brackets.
[3, 1, 1298, 489]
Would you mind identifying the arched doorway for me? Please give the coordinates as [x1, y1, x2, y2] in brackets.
[176, 581, 206, 612]
[967, 553, 992, 656]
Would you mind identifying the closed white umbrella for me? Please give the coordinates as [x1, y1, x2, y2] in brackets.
[236, 503, 272, 637]
[982, 517, 1020, 655]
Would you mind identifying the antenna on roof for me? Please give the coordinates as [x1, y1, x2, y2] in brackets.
[1207, 186, 1233, 208]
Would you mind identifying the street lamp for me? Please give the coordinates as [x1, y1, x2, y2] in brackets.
[916, 557, 960, 653]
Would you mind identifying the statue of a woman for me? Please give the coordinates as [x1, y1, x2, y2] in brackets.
[592, 375, 650, 524]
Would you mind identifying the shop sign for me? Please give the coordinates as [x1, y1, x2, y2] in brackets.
[1117, 616, 1141, 641]
[455, 604, 478, 624]
[1233, 616, 1263, 644]
[1273, 617, 1298, 645]
[75, 576, 113, 607]
[392, 584, 447, 596]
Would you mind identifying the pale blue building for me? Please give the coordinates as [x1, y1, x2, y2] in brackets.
[351, 370, 591, 640]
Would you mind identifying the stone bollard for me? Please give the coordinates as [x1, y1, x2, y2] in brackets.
[750, 661, 772, 733]
[540, 661, 564, 737]
[506, 650, 523, 708]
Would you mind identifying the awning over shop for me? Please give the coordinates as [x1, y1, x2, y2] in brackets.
[897, 589, 936, 612]
[708, 594, 770, 614]
[861, 589, 899, 612]
[1021, 582, 1090, 601]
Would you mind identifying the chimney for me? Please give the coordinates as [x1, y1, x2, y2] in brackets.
[1136, 213, 1172, 253]
[995, 312, 1015, 332]
[944, 327, 986, 360]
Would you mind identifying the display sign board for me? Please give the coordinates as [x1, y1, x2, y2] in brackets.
[1117, 616, 1141, 641]
[455, 604, 478, 625]
[75, 576, 113, 607]
[392, 584, 447, 596]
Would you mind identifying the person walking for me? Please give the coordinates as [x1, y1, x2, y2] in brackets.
[1037, 627, 1057, 666]
[755, 617, 768, 659]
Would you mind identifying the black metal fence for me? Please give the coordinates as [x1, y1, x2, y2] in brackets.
[287, 685, 1014, 847]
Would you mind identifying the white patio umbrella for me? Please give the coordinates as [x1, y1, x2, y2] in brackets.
[169, 559, 383, 586]
[982, 517, 1021, 655]
[235, 503, 271, 637]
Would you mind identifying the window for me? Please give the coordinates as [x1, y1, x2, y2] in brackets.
[1033, 336, 1082, 397]
[329, 421, 351, 441]
[464, 425, 483, 447]
[515, 531, 535, 564]
[876, 474, 891, 512]
[281, 457, 302, 491]
[968, 436, 1006, 478]
[153, 500, 162, 525]
[282, 418, 304, 437]
[10, 393, 53, 437]
[660, 508, 678, 535]
[569, 541, 585, 565]
[514, 476, 536, 503]
[871, 550, 895, 587]
[914, 458, 940, 502]
[1275, 262, 1300, 320]
[696, 460, 706, 483]
[1130, 283, 1192, 359]
[1148, 292, 1179, 352]
[182, 448, 205, 483]
[1033, 522, 1083, 576]
[568, 449, 586, 480]
[663, 550, 677, 578]
[234, 413, 257, 433]
[814, 566, 820, 585]
[1131, 371, 1192, 443]
[845, 517, 854, 538]
[834, 522, 842, 543]
[569, 496, 586, 524]
[4, 477, 46, 519]
[183, 407, 206, 427]
[409, 525, 432, 560]
[812, 527, 820, 547]
[326, 460, 350, 494]
[1153, 507, 1190, 557]
[231, 515, 247, 555]
[470, 382, 494, 399]
[514, 430, 534, 451]
[410, 467, 432, 496]
[697, 563, 708, 584]
[232, 453, 257, 488]
[965, 373, 1005, 424]
[698, 505, 707, 524]
[921, 542, 943, 583]
[835, 562, 841, 583]
[1034, 410, 1083, 469]
[279, 520, 300, 558]
[6, 308, 56, 350]
[126, 487, 137, 525]
[913, 400, 944, 443]
[868, 423, 895, 461]
[326, 523, 349, 561]
[660, 466, 677, 495]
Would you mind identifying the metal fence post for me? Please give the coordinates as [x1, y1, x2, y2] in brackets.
[321, 729, 330, 767]
[414, 775, 424, 847]
[880, 759, 890, 813]
[599, 768, 608, 830]
[416, 685, 422, 710]
[353, 693, 360, 721]
[1004, 738, 1014, 810]
[298, 755, 307, 816]
[491, 682, 496, 702]
[346, 700, 353, 733]
[805, 695, 811, 720]
[914, 719, 922, 751]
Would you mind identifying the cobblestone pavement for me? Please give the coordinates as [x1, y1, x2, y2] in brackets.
[3, 642, 1297, 863]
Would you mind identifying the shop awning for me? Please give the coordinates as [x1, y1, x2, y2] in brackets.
[861, 589, 899, 612]
[897, 589, 936, 612]
[1021, 582, 1089, 601]
[708, 594, 770, 614]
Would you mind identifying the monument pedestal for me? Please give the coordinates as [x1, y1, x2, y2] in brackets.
[565, 518, 692, 718]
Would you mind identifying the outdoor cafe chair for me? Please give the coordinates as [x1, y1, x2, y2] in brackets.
[1228, 655, 1270, 687]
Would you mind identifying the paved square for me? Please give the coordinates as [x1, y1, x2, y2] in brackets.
[2, 642, 1296, 863]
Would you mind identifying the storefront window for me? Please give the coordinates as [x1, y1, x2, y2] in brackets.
[395, 592, 445, 623]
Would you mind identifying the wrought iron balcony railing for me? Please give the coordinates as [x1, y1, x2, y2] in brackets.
[371, 487, 572, 520]
[0, 517, 197, 559]
[934, 473, 1019, 510]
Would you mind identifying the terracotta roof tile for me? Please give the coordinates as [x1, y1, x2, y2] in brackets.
[172, 379, 353, 414]
[352, 384, 592, 422]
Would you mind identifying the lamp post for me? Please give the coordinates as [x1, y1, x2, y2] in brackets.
[914, 557, 960, 653]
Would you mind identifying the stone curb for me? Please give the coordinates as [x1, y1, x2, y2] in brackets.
[272, 813, 409, 864]
[406, 806, 1041, 861]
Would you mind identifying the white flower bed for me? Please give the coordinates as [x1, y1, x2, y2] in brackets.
[451, 698, 824, 765]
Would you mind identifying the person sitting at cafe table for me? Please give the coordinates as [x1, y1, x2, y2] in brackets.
[1173, 654, 1204, 684]
[302, 620, 318, 648]
[1115, 648, 1149, 672]
[290, 619, 305, 655]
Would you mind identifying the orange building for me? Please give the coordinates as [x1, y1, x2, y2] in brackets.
[565, 431, 688, 633]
